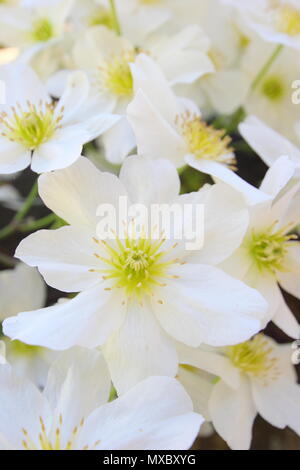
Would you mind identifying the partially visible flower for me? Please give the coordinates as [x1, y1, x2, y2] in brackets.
[0, 0, 74, 59]
[0, 62, 118, 174]
[0, 347, 203, 450]
[224, 0, 300, 50]
[177, 334, 300, 449]
[3, 156, 266, 394]
[127, 54, 269, 205]
[241, 39, 300, 144]
[0, 340, 6, 364]
[221, 155, 300, 339]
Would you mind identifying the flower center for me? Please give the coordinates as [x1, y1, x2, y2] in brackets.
[226, 335, 279, 381]
[177, 112, 236, 169]
[32, 18, 54, 43]
[275, 4, 300, 36]
[0, 102, 63, 150]
[90, 234, 179, 299]
[97, 50, 135, 97]
[247, 224, 297, 275]
[88, 8, 114, 29]
[261, 75, 285, 101]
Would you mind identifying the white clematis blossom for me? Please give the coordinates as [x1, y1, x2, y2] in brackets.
[220, 155, 300, 339]
[0, 341, 6, 365]
[224, 0, 300, 50]
[177, 335, 300, 450]
[0, 347, 203, 450]
[0, 62, 119, 174]
[3, 156, 267, 394]
[127, 54, 270, 206]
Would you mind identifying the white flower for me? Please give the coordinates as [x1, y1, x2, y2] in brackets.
[3, 156, 267, 393]
[225, 0, 300, 50]
[0, 62, 118, 174]
[0, 262, 46, 322]
[220, 155, 300, 339]
[177, 334, 300, 450]
[0, 347, 203, 450]
[127, 54, 269, 205]
[0, 0, 74, 58]
[48, 24, 213, 163]
[240, 39, 300, 144]
[0, 262, 57, 387]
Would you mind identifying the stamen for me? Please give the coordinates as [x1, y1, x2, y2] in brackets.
[95, 50, 135, 97]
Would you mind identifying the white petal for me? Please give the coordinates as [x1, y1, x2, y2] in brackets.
[177, 343, 240, 389]
[239, 116, 300, 171]
[152, 264, 265, 347]
[186, 156, 271, 206]
[0, 138, 31, 174]
[119, 155, 180, 205]
[102, 300, 178, 395]
[38, 156, 128, 228]
[0, 364, 52, 450]
[3, 287, 126, 350]
[101, 117, 136, 164]
[15, 226, 101, 292]
[31, 126, 87, 173]
[278, 245, 300, 301]
[44, 347, 110, 444]
[127, 89, 186, 168]
[0, 263, 46, 321]
[209, 377, 256, 450]
[177, 366, 214, 419]
[273, 292, 300, 339]
[56, 71, 90, 124]
[260, 155, 295, 198]
[77, 376, 203, 450]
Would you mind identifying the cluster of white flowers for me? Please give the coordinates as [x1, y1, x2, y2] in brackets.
[0, 0, 300, 451]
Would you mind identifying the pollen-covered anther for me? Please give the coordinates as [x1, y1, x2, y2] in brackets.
[226, 334, 281, 384]
[176, 112, 236, 169]
[0, 101, 64, 149]
[96, 49, 136, 97]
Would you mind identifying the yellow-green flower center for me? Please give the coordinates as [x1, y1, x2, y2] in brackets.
[0, 102, 64, 150]
[226, 335, 279, 381]
[247, 224, 297, 275]
[32, 18, 54, 43]
[88, 8, 114, 29]
[91, 235, 179, 299]
[275, 4, 300, 36]
[9, 340, 41, 358]
[261, 75, 285, 101]
[177, 113, 236, 169]
[97, 51, 135, 97]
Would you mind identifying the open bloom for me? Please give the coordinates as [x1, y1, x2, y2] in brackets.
[225, 0, 300, 50]
[0, 347, 203, 450]
[177, 334, 300, 449]
[220, 155, 300, 338]
[127, 54, 269, 205]
[0, 0, 74, 59]
[0, 62, 118, 174]
[4, 156, 266, 393]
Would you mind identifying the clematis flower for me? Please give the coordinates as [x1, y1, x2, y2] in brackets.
[0, 262, 57, 387]
[0, 62, 118, 174]
[240, 39, 300, 145]
[0, 347, 203, 450]
[224, 0, 300, 51]
[127, 54, 269, 205]
[220, 155, 300, 339]
[0, 341, 6, 364]
[4, 156, 267, 393]
[177, 334, 300, 450]
[48, 24, 213, 163]
[0, 0, 74, 61]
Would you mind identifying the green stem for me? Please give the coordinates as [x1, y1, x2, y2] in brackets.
[109, 0, 121, 35]
[19, 213, 56, 233]
[0, 180, 38, 241]
[251, 44, 284, 92]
